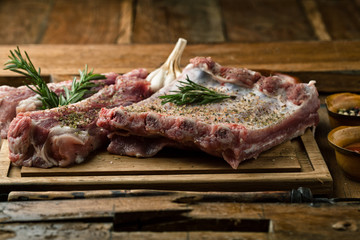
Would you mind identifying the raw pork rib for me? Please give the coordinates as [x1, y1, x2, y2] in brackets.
[97, 57, 320, 169]
[0, 73, 117, 139]
[8, 69, 151, 168]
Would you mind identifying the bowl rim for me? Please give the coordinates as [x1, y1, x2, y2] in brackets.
[325, 93, 360, 118]
[327, 126, 360, 157]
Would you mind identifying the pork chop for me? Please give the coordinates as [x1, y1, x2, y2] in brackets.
[8, 69, 152, 168]
[97, 57, 320, 169]
[0, 73, 117, 139]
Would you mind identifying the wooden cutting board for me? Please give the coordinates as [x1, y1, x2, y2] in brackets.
[0, 129, 332, 194]
[20, 139, 301, 177]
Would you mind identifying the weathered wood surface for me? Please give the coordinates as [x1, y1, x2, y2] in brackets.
[0, 193, 359, 239]
[5, 189, 296, 202]
[0, 0, 359, 44]
[221, 0, 317, 42]
[1, 41, 360, 73]
[0, 41, 359, 91]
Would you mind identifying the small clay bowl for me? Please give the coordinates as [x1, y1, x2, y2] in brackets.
[328, 126, 360, 181]
[325, 93, 360, 128]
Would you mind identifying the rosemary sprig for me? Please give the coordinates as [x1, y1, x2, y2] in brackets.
[59, 65, 104, 106]
[4, 47, 105, 109]
[159, 75, 236, 105]
[4, 46, 59, 109]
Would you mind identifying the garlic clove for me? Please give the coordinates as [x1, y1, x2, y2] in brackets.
[147, 38, 187, 92]
[147, 68, 166, 92]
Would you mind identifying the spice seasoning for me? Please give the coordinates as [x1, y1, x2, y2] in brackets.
[126, 87, 293, 129]
[337, 107, 360, 116]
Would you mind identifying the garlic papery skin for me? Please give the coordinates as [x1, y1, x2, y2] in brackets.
[147, 38, 187, 92]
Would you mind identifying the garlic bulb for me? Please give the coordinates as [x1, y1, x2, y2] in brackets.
[146, 38, 187, 92]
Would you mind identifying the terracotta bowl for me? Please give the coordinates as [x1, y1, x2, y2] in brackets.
[328, 126, 360, 181]
[325, 93, 360, 128]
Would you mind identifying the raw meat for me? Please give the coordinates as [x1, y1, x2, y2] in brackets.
[97, 57, 320, 169]
[8, 69, 152, 168]
[0, 73, 117, 139]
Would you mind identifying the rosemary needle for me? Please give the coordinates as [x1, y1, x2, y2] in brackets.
[4, 47, 105, 109]
[59, 65, 105, 106]
[159, 75, 236, 105]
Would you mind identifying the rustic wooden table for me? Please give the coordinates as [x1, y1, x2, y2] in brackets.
[0, 0, 359, 238]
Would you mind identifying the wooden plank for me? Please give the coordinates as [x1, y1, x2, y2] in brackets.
[132, 0, 224, 43]
[0, 223, 113, 240]
[41, 0, 132, 44]
[116, 0, 134, 44]
[20, 140, 300, 177]
[262, 203, 360, 239]
[0, 140, 9, 178]
[0, 0, 51, 44]
[0, 76, 52, 87]
[50, 74, 75, 83]
[0, 195, 188, 223]
[316, 0, 360, 40]
[285, 71, 360, 93]
[6, 189, 295, 202]
[189, 202, 360, 239]
[0, 170, 333, 194]
[220, 0, 317, 42]
[291, 135, 314, 172]
[114, 232, 268, 240]
[0, 42, 358, 79]
[0, 195, 360, 239]
[302, 0, 331, 40]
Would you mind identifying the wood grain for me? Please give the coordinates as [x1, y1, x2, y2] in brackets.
[302, 0, 331, 40]
[316, 0, 360, 40]
[20, 140, 301, 177]
[6, 189, 295, 202]
[0, 141, 9, 178]
[285, 71, 360, 93]
[0, 41, 359, 79]
[220, 0, 317, 42]
[0, 0, 359, 45]
[41, 0, 131, 44]
[0, 194, 359, 239]
[0, 223, 113, 240]
[132, 0, 225, 43]
[0, 195, 188, 223]
[116, 0, 134, 44]
[0, 0, 51, 44]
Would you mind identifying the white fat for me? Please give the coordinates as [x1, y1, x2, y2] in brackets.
[31, 125, 88, 166]
[49, 125, 88, 140]
[243, 134, 285, 155]
[16, 95, 42, 114]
